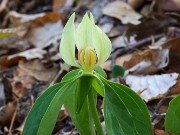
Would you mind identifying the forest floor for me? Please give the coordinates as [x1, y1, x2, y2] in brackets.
[0, 0, 180, 134]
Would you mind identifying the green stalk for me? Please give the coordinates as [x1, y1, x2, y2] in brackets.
[88, 90, 104, 135]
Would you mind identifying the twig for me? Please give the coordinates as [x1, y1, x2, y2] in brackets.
[50, 69, 63, 85]
[112, 33, 164, 55]
[8, 102, 19, 135]
[152, 89, 171, 121]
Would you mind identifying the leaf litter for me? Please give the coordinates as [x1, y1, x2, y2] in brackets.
[0, 0, 180, 134]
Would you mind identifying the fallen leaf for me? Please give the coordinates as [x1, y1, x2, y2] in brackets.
[13, 65, 36, 97]
[102, 49, 169, 75]
[102, 1, 142, 25]
[170, 77, 180, 95]
[154, 129, 166, 135]
[52, 0, 66, 12]
[125, 73, 179, 102]
[19, 60, 58, 82]
[128, 0, 145, 9]
[0, 48, 46, 68]
[156, 0, 180, 12]
[165, 37, 180, 73]
[28, 21, 63, 48]
[8, 48, 46, 60]
[0, 102, 17, 126]
[9, 11, 63, 49]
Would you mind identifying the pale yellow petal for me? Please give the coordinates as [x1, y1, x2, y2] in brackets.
[60, 13, 79, 67]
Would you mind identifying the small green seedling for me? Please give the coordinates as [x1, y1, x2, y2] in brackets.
[23, 13, 152, 135]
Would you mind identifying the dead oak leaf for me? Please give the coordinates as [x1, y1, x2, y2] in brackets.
[102, 1, 142, 25]
[18, 60, 58, 82]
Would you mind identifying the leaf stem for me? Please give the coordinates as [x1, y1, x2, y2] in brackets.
[88, 90, 104, 135]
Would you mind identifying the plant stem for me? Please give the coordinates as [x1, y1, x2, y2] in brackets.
[88, 90, 104, 135]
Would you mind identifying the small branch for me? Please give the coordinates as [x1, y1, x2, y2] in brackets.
[8, 102, 19, 135]
[50, 69, 63, 85]
[112, 33, 164, 55]
[152, 89, 171, 121]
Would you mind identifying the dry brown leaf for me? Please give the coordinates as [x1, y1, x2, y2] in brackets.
[19, 60, 58, 82]
[0, 48, 46, 68]
[125, 73, 179, 102]
[102, 49, 169, 75]
[156, 0, 180, 12]
[166, 37, 180, 73]
[53, 0, 66, 12]
[102, 1, 142, 25]
[128, 0, 144, 9]
[8, 48, 46, 60]
[9, 11, 61, 27]
[170, 77, 180, 95]
[154, 129, 167, 135]
[0, 102, 17, 126]
[9, 11, 63, 48]
[13, 66, 36, 97]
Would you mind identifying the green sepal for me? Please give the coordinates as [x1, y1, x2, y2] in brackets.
[94, 66, 107, 79]
[92, 77, 104, 97]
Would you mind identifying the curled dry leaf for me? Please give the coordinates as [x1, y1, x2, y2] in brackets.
[13, 65, 36, 97]
[9, 11, 63, 48]
[19, 60, 58, 82]
[0, 48, 46, 67]
[125, 73, 179, 102]
[102, 49, 169, 75]
[102, 1, 142, 25]
[8, 48, 47, 60]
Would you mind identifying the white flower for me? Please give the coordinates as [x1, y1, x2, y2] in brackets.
[60, 13, 112, 72]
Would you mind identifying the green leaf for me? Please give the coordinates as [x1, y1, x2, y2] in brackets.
[102, 79, 152, 135]
[75, 75, 94, 113]
[23, 82, 67, 135]
[37, 80, 78, 135]
[112, 65, 125, 78]
[165, 95, 180, 134]
[61, 70, 95, 135]
[23, 73, 81, 135]
[65, 82, 95, 135]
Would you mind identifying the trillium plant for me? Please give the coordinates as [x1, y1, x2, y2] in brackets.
[23, 13, 153, 135]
